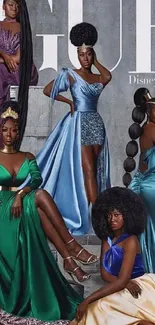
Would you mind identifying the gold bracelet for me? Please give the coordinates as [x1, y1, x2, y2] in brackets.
[17, 189, 25, 198]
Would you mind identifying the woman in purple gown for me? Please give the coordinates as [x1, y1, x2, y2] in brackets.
[0, 0, 38, 148]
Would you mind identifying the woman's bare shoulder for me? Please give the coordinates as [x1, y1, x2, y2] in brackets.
[19, 151, 35, 160]
[0, 21, 20, 33]
[123, 235, 139, 251]
[25, 152, 36, 160]
[14, 22, 20, 32]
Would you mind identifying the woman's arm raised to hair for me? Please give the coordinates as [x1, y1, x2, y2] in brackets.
[93, 51, 112, 85]
[85, 236, 137, 304]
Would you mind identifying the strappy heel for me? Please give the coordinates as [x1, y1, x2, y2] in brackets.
[74, 248, 99, 265]
[63, 256, 91, 282]
[66, 239, 99, 265]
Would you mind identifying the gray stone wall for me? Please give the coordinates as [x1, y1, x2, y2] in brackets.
[4, 0, 155, 185]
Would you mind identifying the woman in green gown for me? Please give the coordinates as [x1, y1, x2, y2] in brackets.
[0, 101, 98, 324]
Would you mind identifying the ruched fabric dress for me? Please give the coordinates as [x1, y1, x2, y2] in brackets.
[0, 157, 82, 324]
[0, 26, 38, 107]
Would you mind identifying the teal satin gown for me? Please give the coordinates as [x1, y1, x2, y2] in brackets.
[130, 147, 155, 272]
[0, 158, 82, 322]
[31, 68, 111, 235]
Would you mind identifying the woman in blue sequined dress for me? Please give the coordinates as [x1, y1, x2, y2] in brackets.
[36, 23, 111, 235]
[70, 187, 155, 325]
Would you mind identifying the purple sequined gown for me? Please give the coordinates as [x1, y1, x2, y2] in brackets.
[0, 26, 38, 107]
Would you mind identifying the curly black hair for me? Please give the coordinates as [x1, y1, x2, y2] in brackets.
[70, 22, 98, 47]
[92, 187, 147, 240]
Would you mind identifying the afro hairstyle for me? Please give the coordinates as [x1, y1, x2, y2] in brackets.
[92, 187, 147, 240]
[70, 22, 98, 47]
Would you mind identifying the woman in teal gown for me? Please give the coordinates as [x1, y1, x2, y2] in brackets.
[0, 101, 99, 324]
[33, 23, 111, 235]
[123, 88, 155, 273]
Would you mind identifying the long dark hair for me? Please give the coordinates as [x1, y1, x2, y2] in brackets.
[3, 0, 34, 149]
[17, 0, 33, 149]
[123, 88, 152, 187]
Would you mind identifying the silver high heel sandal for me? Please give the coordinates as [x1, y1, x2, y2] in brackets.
[63, 256, 91, 282]
[66, 239, 99, 265]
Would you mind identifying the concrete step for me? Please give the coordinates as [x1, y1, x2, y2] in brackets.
[10, 86, 70, 155]
[48, 241, 85, 297]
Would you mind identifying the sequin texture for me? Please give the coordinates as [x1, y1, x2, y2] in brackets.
[81, 112, 105, 145]
[0, 310, 69, 325]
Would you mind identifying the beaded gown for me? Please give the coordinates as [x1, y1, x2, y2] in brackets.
[0, 157, 82, 324]
[34, 68, 111, 235]
[0, 25, 38, 107]
[70, 234, 155, 325]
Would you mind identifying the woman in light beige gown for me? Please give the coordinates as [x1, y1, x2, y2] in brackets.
[70, 187, 155, 325]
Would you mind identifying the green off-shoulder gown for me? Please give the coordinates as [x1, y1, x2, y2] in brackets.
[0, 158, 82, 322]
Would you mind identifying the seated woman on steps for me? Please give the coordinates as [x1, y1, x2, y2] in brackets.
[0, 101, 98, 324]
[0, 0, 38, 148]
[70, 187, 155, 325]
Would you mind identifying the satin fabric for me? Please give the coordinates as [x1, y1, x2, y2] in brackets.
[70, 234, 155, 325]
[70, 273, 155, 325]
[0, 27, 38, 107]
[33, 68, 110, 235]
[130, 147, 155, 273]
[103, 234, 145, 279]
[0, 158, 82, 322]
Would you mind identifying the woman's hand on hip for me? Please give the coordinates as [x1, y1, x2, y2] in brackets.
[70, 102, 75, 116]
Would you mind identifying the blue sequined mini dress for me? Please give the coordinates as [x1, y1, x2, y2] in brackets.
[81, 111, 105, 145]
